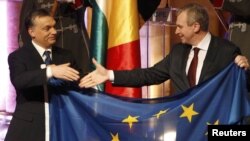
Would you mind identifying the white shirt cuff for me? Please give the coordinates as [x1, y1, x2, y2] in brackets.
[46, 66, 53, 79]
[108, 70, 114, 82]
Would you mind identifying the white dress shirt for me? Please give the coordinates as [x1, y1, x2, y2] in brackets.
[32, 40, 53, 79]
[108, 33, 212, 85]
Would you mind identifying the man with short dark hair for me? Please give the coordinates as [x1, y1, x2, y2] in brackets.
[5, 9, 80, 141]
[19, 0, 92, 75]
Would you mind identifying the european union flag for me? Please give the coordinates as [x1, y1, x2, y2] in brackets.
[49, 63, 250, 141]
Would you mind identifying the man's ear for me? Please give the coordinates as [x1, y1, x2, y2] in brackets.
[193, 22, 200, 33]
[28, 27, 35, 38]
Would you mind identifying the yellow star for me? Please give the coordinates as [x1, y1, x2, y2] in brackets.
[153, 109, 169, 119]
[122, 115, 139, 129]
[180, 103, 199, 122]
[206, 120, 220, 135]
[111, 133, 120, 141]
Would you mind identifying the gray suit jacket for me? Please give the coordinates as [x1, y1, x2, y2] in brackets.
[113, 36, 241, 94]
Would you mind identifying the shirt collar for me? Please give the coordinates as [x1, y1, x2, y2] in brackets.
[32, 40, 52, 57]
[192, 32, 211, 51]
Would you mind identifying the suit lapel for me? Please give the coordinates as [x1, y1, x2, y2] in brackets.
[26, 45, 45, 66]
[181, 45, 192, 88]
[51, 46, 63, 65]
[199, 36, 217, 83]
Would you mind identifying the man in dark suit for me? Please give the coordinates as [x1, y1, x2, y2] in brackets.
[19, 0, 161, 76]
[78, 3, 250, 94]
[19, 0, 92, 75]
[5, 9, 80, 141]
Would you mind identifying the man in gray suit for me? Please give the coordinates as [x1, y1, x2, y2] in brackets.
[5, 9, 80, 141]
[79, 3, 249, 94]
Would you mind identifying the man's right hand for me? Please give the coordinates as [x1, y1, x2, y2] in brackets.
[50, 63, 80, 81]
[79, 58, 109, 88]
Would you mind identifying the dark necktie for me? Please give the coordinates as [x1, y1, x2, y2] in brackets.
[43, 51, 51, 65]
[188, 48, 200, 87]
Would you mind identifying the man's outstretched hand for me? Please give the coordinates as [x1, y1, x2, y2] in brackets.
[79, 58, 109, 88]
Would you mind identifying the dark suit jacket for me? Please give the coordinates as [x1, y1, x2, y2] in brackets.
[113, 36, 241, 94]
[19, 0, 91, 74]
[5, 44, 79, 141]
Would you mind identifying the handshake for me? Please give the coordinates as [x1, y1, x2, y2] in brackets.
[48, 59, 109, 89]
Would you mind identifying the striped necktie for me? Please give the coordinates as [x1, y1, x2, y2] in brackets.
[43, 51, 51, 65]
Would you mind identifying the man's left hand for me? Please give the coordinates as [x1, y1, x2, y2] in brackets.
[235, 55, 249, 70]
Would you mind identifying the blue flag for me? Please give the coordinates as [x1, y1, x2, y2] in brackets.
[49, 63, 250, 141]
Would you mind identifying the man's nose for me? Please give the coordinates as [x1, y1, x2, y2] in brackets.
[51, 28, 57, 34]
[175, 28, 178, 34]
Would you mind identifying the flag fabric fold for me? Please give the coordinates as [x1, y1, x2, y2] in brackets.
[49, 63, 250, 141]
[89, 0, 144, 97]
